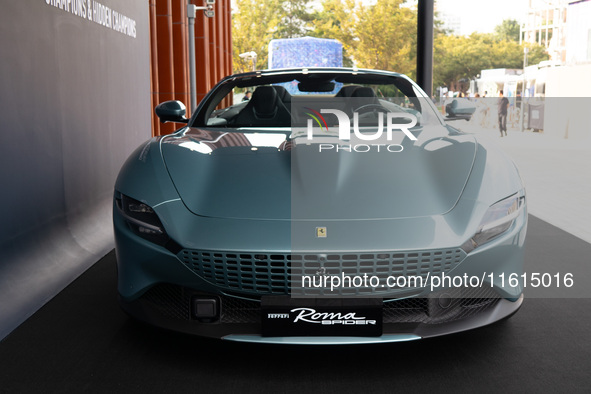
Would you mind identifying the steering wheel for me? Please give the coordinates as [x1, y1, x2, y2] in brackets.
[353, 103, 389, 115]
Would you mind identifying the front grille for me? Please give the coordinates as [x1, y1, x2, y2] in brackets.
[178, 248, 466, 297]
[142, 283, 191, 320]
[220, 296, 260, 324]
[383, 286, 500, 324]
[140, 283, 260, 324]
[179, 251, 291, 295]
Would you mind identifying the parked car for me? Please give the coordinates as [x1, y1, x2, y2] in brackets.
[446, 98, 477, 120]
[114, 68, 527, 344]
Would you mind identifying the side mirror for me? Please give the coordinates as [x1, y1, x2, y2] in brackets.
[155, 100, 188, 123]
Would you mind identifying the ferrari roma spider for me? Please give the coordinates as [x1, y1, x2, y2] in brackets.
[114, 68, 527, 344]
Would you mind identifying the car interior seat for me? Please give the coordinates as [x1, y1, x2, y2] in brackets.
[272, 85, 292, 105]
[232, 86, 291, 127]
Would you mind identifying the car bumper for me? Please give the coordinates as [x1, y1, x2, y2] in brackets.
[119, 287, 522, 343]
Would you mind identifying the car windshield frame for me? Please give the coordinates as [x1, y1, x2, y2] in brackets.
[189, 68, 445, 129]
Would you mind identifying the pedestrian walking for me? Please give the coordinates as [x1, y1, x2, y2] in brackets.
[498, 90, 509, 137]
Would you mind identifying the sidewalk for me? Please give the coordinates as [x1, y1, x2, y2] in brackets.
[449, 120, 591, 244]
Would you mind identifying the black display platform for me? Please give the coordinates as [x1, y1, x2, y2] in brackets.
[1, 215, 590, 393]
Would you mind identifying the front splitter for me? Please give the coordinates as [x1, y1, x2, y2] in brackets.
[222, 334, 421, 345]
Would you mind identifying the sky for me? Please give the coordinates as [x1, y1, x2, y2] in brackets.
[435, 0, 529, 35]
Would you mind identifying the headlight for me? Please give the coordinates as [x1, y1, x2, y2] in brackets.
[116, 193, 169, 246]
[462, 193, 525, 253]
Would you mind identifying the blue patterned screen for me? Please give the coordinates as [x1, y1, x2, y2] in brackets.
[268, 37, 343, 95]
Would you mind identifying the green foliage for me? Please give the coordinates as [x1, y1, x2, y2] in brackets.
[311, 0, 417, 77]
[232, 0, 281, 73]
[231, 0, 550, 91]
[524, 43, 550, 66]
[433, 32, 549, 90]
[276, 0, 315, 38]
[350, 0, 417, 76]
[494, 19, 521, 42]
[231, 0, 314, 73]
[308, 0, 356, 59]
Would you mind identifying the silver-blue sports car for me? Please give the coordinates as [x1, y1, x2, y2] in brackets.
[114, 68, 527, 344]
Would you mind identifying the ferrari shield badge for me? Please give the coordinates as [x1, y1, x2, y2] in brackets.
[316, 227, 327, 238]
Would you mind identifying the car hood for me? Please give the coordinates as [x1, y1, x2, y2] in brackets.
[161, 127, 477, 220]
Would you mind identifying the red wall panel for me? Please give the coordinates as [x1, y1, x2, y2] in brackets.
[150, 0, 232, 136]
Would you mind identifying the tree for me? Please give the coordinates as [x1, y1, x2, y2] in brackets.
[275, 0, 315, 38]
[494, 19, 521, 42]
[523, 43, 550, 66]
[433, 32, 549, 91]
[310, 0, 358, 66]
[353, 0, 417, 76]
[231, 0, 548, 92]
[312, 0, 417, 76]
[232, 0, 281, 73]
[232, 0, 315, 73]
[433, 34, 493, 90]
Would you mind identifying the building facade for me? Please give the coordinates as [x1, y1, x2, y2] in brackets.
[520, 0, 568, 63]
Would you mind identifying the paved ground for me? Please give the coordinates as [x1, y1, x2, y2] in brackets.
[449, 119, 591, 244]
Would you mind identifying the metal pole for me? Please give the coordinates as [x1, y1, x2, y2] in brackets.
[520, 47, 528, 132]
[188, 4, 197, 113]
[417, 0, 434, 97]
